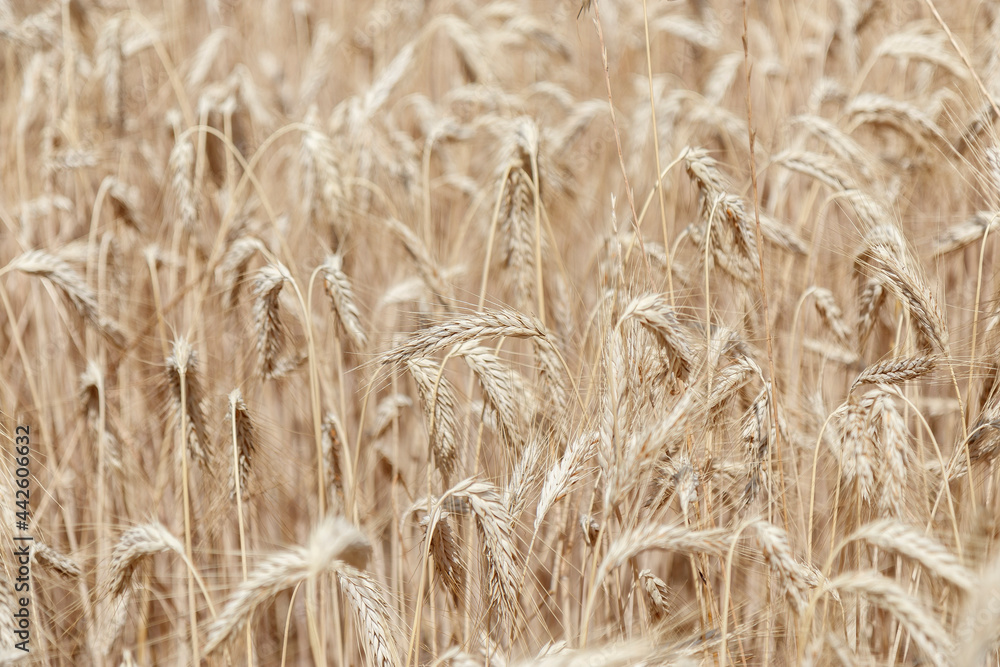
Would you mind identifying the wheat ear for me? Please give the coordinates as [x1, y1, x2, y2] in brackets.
[321, 253, 368, 351]
[6, 249, 125, 346]
[205, 517, 376, 656]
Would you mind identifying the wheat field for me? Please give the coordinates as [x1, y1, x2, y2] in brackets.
[3, 0, 1000, 665]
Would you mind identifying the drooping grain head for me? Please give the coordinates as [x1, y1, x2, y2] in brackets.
[321, 253, 368, 351]
[226, 389, 258, 501]
[252, 263, 292, 380]
[165, 336, 210, 468]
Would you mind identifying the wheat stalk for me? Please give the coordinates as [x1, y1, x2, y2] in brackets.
[444, 478, 521, 633]
[535, 432, 597, 533]
[859, 229, 948, 352]
[101, 523, 186, 602]
[252, 262, 292, 379]
[595, 523, 731, 589]
[338, 566, 401, 667]
[872, 393, 909, 517]
[846, 520, 972, 591]
[369, 394, 413, 440]
[826, 571, 952, 667]
[754, 520, 818, 614]
[852, 355, 936, 391]
[455, 341, 529, 452]
[617, 293, 696, 378]
[205, 516, 374, 655]
[168, 136, 197, 230]
[638, 569, 669, 623]
[810, 287, 853, 347]
[165, 336, 209, 468]
[321, 253, 368, 351]
[383, 309, 551, 365]
[226, 389, 257, 501]
[407, 357, 460, 479]
[32, 542, 81, 578]
[420, 512, 466, 609]
[6, 249, 125, 346]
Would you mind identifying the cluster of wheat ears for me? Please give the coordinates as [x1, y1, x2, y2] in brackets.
[6, 0, 1000, 665]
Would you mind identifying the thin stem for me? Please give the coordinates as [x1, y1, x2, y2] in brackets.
[640, 0, 675, 303]
[231, 396, 252, 664]
[178, 368, 200, 665]
[741, 0, 790, 532]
